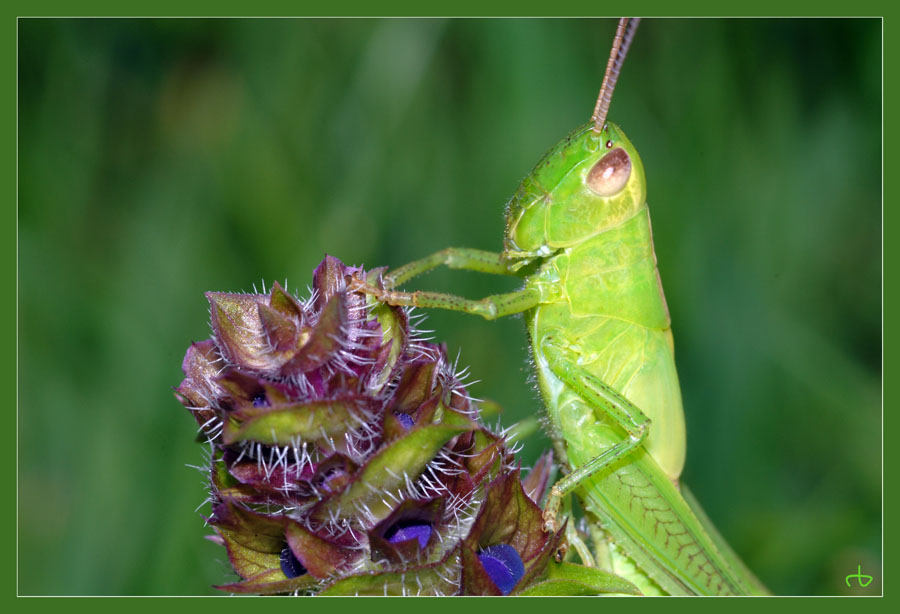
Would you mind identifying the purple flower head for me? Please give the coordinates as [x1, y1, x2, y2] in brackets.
[177, 256, 564, 595]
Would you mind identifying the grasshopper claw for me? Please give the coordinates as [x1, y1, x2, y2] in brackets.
[349, 275, 386, 299]
[542, 510, 559, 534]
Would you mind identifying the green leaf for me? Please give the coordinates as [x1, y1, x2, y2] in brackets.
[516, 561, 641, 596]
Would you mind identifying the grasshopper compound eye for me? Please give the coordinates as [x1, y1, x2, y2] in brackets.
[586, 147, 631, 196]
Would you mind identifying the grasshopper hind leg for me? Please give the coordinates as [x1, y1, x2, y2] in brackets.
[539, 335, 651, 533]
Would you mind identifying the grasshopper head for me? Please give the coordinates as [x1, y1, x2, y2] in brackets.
[503, 121, 647, 258]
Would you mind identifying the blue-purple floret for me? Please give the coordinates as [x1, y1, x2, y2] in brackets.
[477, 544, 525, 596]
[395, 412, 415, 430]
[385, 520, 433, 550]
[280, 547, 308, 579]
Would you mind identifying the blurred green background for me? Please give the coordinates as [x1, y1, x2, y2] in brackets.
[18, 18, 881, 595]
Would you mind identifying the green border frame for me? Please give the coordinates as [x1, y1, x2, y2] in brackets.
[7, 1, 890, 610]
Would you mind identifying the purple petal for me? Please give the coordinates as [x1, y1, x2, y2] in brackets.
[395, 412, 415, 430]
[385, 520, 432, 550]
[478, 544, 524, 595]
[280, 546, 308, 579]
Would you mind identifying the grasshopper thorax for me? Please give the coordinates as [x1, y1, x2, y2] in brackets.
[503, 121, 647, 259]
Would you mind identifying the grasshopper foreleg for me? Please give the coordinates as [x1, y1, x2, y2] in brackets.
[540, 336, 651, 533]
[353, 278, 541, 320]
[384, 247, 516, 288]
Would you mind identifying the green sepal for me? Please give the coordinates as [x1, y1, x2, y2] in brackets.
[279, 293, 346, 375]
[317, 549, 461, 596]
[213, 501, 283, 549]
[217, 527, 281, 580]
[438, 400, 479, 428]
[216, 370, 266, 409]
[215, 568, 318, 595]
[175, 339, 220, 429]
[210, 502, 286, 581]
[285, 521, 360, 579]
[392, 361, 438, 413]
[268, 280, 305, 319]
[316, 423, 469, 523]
[367, 298, 407, 392]
[515, 561, 641, 596]
[207, 293, 270, 371]
[462, 429, 505, 484]
[311, 255, 345, 311]
[257, 301, 298, 352]
[521, 452, 555, 504]
[221, 397, 371, 446]
[210, 449, 258, 502]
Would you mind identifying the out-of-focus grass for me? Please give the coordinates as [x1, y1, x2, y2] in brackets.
[18, 19, 880, 595]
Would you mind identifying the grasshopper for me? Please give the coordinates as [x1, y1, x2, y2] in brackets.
[355, 18, 768, 596]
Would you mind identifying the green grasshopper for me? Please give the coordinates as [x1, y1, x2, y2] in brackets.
[355, 18, 768, 596]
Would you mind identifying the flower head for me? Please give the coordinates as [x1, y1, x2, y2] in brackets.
[176, 256, 564, 595]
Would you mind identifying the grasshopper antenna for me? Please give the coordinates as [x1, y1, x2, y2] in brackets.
[592, 17, 641, 132]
